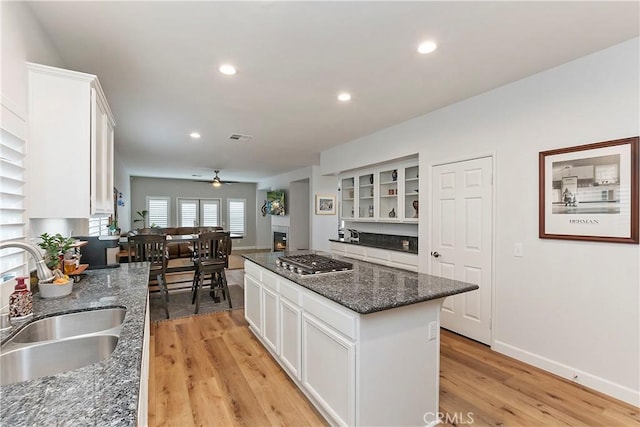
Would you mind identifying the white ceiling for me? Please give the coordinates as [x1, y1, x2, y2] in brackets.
[27, 1, 639, 183]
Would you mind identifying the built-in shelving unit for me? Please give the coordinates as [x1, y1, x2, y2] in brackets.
[341, 177, 355, 219]
[339, 158, 418, 224]
[404, 165, 419, 221]
[358, 173, 374, 219]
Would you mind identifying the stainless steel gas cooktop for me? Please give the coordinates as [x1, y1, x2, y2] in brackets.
[276, 254, 353, 275]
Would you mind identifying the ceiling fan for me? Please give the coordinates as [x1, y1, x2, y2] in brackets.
[194, 170, 237, 187]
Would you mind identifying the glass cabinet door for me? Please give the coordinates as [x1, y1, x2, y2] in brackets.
[341, 177, 355, 219]
[378, 168, 399, 220]
[404, 165, 419, 220]
[358, 174, 374, 218]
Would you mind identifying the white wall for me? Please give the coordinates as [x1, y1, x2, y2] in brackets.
[321, 38, 640, 405]
[310, 165, 339, 252]
[113, 155, 131, 232]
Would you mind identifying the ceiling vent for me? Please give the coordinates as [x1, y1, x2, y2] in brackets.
[228, 133, 253, 142]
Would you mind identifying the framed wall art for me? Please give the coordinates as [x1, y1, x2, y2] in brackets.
[315, 195, 336, 215]
[539, 136, 638, 244]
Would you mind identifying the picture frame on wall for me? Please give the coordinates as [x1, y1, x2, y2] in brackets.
[315, 195, 336, 215]
[539, 136, 639, 244]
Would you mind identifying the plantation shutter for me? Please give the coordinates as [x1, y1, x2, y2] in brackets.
[0, 101, 27, 282]
[228, 199, 245, 236]
[147, 197, 169, 228]
[200, 200, 220, 227]
[178, 199, 198, 227]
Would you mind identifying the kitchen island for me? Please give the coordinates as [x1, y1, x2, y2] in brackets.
[243, 251, 478, 427]
[1, 263, 150, 426]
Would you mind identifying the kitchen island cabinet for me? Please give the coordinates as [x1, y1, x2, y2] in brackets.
[0, 264, 150, 426]
[243, 251, 477, 426]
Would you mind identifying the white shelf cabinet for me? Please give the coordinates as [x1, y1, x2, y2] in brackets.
[27, 63, 115, 218]
[244, 259, 441, 426]
[339, 159, 418, 224]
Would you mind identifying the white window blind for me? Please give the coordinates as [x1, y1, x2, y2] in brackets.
[88, 217, 109, 236]
[0, 102, 27, 282]
[178, 199, 198, 227]
[147, 197, 169, 228]
[178, 198, 219, 227]
[201, 200, 220, 227]
[228, 199, 246, 236]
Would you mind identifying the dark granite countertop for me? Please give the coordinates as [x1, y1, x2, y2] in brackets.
[329, 238, 419, 254]
[1, 263, 150, 427]
[243, 251, 477, 314]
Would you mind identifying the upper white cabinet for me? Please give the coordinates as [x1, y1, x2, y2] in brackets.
[27, 63, 115, 218]
[340, 159, 418, 223]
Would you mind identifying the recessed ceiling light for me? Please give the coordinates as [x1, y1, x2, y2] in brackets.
[417, 41, 438, 54]
[337, 93, 351, 102]
[190, 132, 201, 139]
[219, 64, 237, 75]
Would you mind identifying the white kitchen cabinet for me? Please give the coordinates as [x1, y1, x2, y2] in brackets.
[244, 274, 262, 333]
[261, 286, 280, 355]
[340, 176, 356, 219]
[137, 293, 150, 426]
[302, 313, 356, 427]
[244, 260, 443, 426]
[27, 63, 115, 218]
[340, 159, 418, 224]
[279, 297, 301, 379]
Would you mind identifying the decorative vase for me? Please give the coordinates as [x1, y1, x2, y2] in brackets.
[369, 174, 374, 185]
[413, 200, 419, 218]
[391, 169, 398, 181]
[388, 208, 396, 218]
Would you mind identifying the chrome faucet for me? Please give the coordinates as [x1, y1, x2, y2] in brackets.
[0, 241, 54, 283]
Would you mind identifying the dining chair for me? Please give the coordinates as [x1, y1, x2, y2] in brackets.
[191, 231, 232, 314]
[128, 233, 170, 319]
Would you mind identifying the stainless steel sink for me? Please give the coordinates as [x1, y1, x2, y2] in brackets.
[0, 307, 127, 385]
[1, 334, 119, 385]
[9, 307, 126, 343]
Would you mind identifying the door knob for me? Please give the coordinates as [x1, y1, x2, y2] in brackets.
[430, 251, 441, 258]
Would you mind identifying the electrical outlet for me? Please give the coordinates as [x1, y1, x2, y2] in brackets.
[428, 321, 438, 341]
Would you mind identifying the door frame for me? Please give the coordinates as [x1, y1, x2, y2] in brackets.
[426, 152, 497, 346]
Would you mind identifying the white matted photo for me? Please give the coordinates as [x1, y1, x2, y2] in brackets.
[315, 194, 336, 215]
[539, 136, 638, 244]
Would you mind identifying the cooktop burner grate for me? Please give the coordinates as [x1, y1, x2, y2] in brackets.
[276, 254, 353, 275]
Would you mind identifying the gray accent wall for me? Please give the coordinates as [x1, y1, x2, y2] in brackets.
[130, 176, 258, 248]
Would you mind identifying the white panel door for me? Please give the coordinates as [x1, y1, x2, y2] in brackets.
[431, 156, 493, 344]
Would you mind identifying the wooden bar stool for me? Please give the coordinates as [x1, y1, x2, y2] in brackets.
[191, 231, 232, 314]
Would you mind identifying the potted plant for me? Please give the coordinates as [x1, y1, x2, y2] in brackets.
[133, 210, 148, 229]
[108, 219, 120, 236]
[37, 233, 75, 270]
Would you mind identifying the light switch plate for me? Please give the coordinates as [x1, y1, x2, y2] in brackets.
[514, 243, 524, 257]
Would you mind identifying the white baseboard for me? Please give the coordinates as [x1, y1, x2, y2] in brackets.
[492, 339, 640, 406]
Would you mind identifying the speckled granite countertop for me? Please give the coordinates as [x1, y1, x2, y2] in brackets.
[1, 263, 149, 427]
[243, 251, 478, 314]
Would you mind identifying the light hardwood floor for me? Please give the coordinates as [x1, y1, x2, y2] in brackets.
[150, 311, 639, 427]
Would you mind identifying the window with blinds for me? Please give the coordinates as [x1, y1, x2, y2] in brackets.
[88, 216, 110, 236]
[228, 199, 246, 236]
[178, 198, 220, 227]
[0, 101, 27, 282]
[147, 197, 169, 228]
